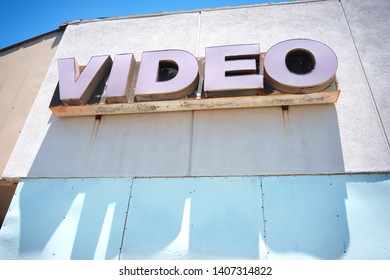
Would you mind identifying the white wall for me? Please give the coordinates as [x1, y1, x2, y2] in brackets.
[3, 0, 390, 179]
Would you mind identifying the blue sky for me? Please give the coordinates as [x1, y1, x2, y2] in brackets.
[0, 0, 291, 50]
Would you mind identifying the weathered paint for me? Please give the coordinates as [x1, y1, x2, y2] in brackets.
[263, 174, 390, 259]
[50, 86, 339, 117]
[120, 177, 265, 260]
[0, 178, 132, 260]
[0, 175, 389, 260]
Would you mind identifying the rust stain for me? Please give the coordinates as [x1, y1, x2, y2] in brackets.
[281, 105, 292, 157]
[83, 115, 102, 165]
[90, 115, 102, 147]
[281, 105, 289, 131]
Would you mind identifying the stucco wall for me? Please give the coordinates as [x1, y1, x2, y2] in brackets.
[3, 0, 390, 179]
[333, 0, 390, 148]
[0, 31, 63, 176]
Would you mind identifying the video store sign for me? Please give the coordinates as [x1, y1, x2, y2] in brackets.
[50, 39, 339, 117]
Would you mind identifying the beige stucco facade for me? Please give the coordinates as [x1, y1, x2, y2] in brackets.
[0, 30, 63, 227]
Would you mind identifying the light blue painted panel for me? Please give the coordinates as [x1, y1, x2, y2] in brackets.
[0, 178, 132, 260]
[343, 174, 390, 259]
[120, 177, 265, 259]
[263, 174, 390, 260]
[1, 175, 389, 260]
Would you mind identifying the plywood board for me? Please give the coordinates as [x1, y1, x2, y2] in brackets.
[50, 81, 340, 117]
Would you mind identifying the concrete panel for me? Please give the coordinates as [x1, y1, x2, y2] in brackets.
[26, 112, 193, 177]
[263, 174, 390, 259]
[120, 177, 265, 259]
[190, 105, 344, 176]
[0, 178, 132, 260]
[198, 0, 390, 173]
[341, 0, 390, 146]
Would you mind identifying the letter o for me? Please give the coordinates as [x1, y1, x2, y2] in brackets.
[263, 39, 338, 93]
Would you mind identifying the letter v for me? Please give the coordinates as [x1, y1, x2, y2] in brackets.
[58, 56, 112, 105]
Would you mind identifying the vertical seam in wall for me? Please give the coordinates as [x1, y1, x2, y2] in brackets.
[339, 0, 390, 155]
[118, 177, 134, 260]
[187, 111, 195, 176]
[187, 11, 201, 176]
[196, 11, 201, 57]
[260, 177, 268, 259]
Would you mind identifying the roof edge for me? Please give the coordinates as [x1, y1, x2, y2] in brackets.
[0, 26, 66, 53]
[1, 0, 331, 52]
[65, 0, 329, 26]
